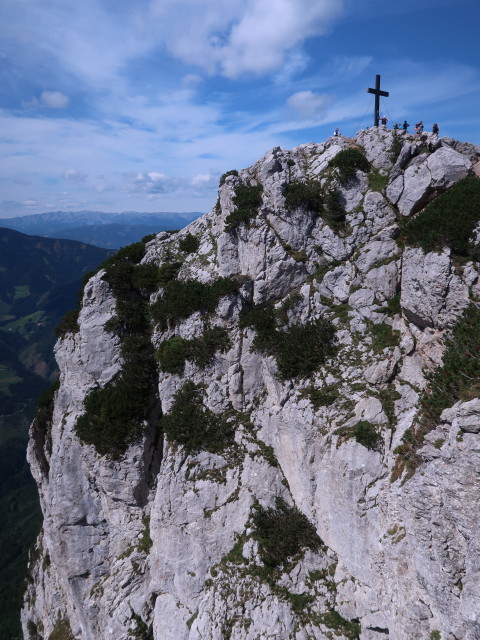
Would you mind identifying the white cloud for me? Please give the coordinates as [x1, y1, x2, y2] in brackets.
[287, 90, 330, 119]
[63, 169, 87, 182]
[191, 174, 215, 187]
[41, 91, 70, 109]
[150, 0, 344, 77]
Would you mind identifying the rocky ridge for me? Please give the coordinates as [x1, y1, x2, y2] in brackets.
[22, 127, 480, 640]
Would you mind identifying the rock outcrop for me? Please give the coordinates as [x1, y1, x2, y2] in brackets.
[22, 128, 480, 640]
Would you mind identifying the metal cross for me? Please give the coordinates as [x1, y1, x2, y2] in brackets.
[366, 75, 389, 127]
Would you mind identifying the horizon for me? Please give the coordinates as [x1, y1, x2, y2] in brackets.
[1, 0, 479, 217]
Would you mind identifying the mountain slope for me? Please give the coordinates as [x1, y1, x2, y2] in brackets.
[0, 229, 113, 640]
[22, 129, 480, 640]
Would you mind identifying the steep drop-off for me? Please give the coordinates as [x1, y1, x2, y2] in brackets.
[23, 128, 480, 640]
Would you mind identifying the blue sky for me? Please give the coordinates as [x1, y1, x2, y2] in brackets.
[1, 0, 479, 217]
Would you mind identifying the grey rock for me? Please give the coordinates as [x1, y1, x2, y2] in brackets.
[23, 128, 480, 640]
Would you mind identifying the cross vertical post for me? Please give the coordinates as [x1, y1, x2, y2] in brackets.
[366, 74, 389, 127]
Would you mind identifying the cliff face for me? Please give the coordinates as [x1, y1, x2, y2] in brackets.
[22, 128, 480, 640]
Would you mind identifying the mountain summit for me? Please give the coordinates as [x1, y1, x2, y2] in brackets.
[23, 128, 480, 640]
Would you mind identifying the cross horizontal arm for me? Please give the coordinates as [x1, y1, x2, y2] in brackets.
[367, 88, 389, 97]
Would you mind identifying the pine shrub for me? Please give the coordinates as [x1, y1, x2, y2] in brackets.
[393, 304, 480, 480]
[252, 497, 322, 568]
[162, 381, 235, 453]
[158, 328, 230, 374]
[225, 183, 263, 231]
[151, 277, 238, 330]
[74, 239, 159, 459]
[283, 180, 323, 214]
[178, 233, 200, 254]
[328, 148, 370, 183]
[241, 304, 337, 379]
[403, 176, 480, 256]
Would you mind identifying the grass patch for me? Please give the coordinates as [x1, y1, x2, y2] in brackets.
[157, 327, 231, 374]
[393, 304, 480, 481]
[151, 277, 238, 330]
[320, 610, 360, 639]
[328, 148, 370, 184]
[162, 381, 235, 454]
[252, 497, 322, 568]
[368, 168, 389, 192]
[377, 292, 401, 315]
[225, 182, 263, 231]
[370, 322, 400, 352]
[403, 177, 480, 257]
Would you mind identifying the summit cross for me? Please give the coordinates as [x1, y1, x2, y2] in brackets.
[366, 74, 389, 127]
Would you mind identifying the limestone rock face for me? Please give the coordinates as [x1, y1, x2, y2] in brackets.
[23, 128, 480, 640]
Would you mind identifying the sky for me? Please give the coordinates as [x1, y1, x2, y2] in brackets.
[1, 0, 479, 218]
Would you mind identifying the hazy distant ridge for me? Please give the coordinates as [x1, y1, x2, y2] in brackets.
[0, 210, 204, 249]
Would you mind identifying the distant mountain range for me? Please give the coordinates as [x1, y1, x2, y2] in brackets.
[0, 210, 204, 249]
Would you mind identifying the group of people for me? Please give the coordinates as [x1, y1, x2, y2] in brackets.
[333, 120, 440, 137]
[380, 117, 440, 136]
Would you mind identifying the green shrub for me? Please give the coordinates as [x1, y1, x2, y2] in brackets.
[55, 309, 80, 338]
[323, 187, 346, 228]
[137, 516, 152, 554]
[48, 616, 75, 640]
[225, 183, 263, 231]
[75, 239, 159, 459]
[377, 292, 401, 315]
[75, 334, 158, 459]
[219, 169, 239, 186]
[128, 613, 153, 640]
[352, 421, 382, 450]
[241, 304, 337, 379]
[306, 384, 339, 409]
[178, 233, 200, 254]
[403, 177, 480, 257]
[390, 129, 404, 162]
[130, 263, 161, 292]
[157, 336, 190, 375]
[158, 328, 231, 374]
[141, 233, 157, 243]
[32, 380, 59, 436]
[55, 269, 98, 338]
[151, 277, 238, 330]
[320, 610, 361, 639]
[328, 148, 370, 183]
[393, 304, 480, 481]
[269, 320, 337, 379]
[162, 381, 235, 453]
[283, 180, 323, 214]
[27, 620, 43, 640]
[252, 497, 322, 568]
[158, 261, 182, 286]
